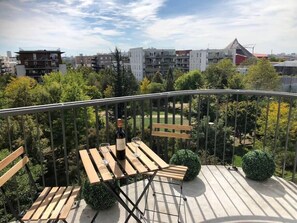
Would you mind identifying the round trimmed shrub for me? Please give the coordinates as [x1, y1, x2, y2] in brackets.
[169, 149, 201, 181]
[242, 150, 275, 181]
[82, 181, 117, 210]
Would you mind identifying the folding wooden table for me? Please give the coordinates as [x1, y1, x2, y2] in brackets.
[79, 141, 169, 223]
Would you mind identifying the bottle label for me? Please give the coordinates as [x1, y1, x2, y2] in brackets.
[116, 138, 126, 151]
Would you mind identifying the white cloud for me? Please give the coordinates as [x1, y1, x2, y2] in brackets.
[144, 0, 297, 53]
[0, 0, 296, 55]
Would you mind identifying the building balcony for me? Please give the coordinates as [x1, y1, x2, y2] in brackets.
[1, 89, 297, 223]
[69, 165, 297, 223]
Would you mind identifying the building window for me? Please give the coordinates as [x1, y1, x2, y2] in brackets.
[33, 53, 37, 60]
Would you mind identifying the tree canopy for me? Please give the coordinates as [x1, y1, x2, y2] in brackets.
[245, 59, 280, 90]
[204, 59, 239, 89]
[174, 70, 204, 90]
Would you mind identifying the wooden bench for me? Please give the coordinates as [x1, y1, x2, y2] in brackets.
[0, 146, 80, 223]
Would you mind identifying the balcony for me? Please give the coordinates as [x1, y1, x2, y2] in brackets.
[1, 89, 297, 222]
[69, 165, 297, 223]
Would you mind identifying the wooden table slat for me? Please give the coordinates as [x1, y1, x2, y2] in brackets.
[122, 146, 148, 173]
[109, 145, 137, 175]
[127, 143, 159, 171]
[101, 147, 124, 179]
[138, 142, 169, 169]
[89, 149, 113, 181]
[79, 150, 100, 183]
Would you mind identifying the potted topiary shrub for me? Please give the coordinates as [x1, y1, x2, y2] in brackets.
[170, 149, 201, 181]
[242, 150, 275, 181]
[82, 181, 117, 210]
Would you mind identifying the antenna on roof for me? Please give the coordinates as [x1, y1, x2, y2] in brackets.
[244, 44, 256, 54]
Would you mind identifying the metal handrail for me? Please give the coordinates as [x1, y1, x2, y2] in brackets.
[1, 89, 296, 117]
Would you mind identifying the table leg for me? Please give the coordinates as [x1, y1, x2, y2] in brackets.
[125, 171, 157, 223]
[102, 181, 142, 223]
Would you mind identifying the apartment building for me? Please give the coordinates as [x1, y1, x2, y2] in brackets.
[190, 39, 253, 72]
[74, 54, 93, 68]
[91, 53, 113, 72]
[15, 49, 66, 80]
[175, 50, 191, 73]
[0, 57, 4, 75]
[129, 48, 175, 81]
[0, 53, 17, 75]
[129, 48, 145, 81]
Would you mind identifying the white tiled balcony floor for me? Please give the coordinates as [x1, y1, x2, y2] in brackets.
[67, 165, 297, 223]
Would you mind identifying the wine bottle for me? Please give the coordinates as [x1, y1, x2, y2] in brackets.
[116, 118, 126, 160]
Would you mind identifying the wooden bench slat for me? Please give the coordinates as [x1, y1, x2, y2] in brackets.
[152, 131, 191, 139]
[31, 187, 59, 220]
[156, 172, 185, 181]
[79, 150, 100, 184]
[49, 186, 73, 220]
[40, 187, 66, 219]
[163, 165, 188, 172]
[0, 146, 25, 172]
[22, 187, 52, 221]
[0, 156, 29, 187]
[152, 123, 193, 131]
[59, 186, 81, 220]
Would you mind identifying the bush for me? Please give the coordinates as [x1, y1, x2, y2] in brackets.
[169, 149, 201, 181]
[82, 181, 117, 210]
[242, 150, 275, 181]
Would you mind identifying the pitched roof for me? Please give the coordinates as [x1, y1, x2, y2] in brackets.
[225, 38, 254, 58]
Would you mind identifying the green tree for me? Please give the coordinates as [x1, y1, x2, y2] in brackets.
[148, 82, 164, 93]
[191, 116, 234, 163]
[104, 85, 114, 98]
[174, 70, 204, 90]
[140, 77, 151, 94]
[204, 59, 237, 89]
[152, 71, 163, 84]
[228, 73, 246, 89]
[122, 66, 139, 96]
[173, 68, 184, 81]
[4, 76, 37, 108]
[165, 67, 175, 91]
[257, 101, 297, 171]
[245, 59, 280, 90]
[76, 66, 93, 79]
[111, 47, 138, 117]
[257, 101, 297, 148]
[112, 47, 123, 98]
[222, 100, 257, 143]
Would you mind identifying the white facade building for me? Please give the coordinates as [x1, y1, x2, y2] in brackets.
[189, 50, 208, 71]
[190, 49, 235, 72]
[129, 48, 144, 81]
[0, 56, 17, 74]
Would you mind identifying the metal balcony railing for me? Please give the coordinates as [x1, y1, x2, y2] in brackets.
[0, 89, 297, 221]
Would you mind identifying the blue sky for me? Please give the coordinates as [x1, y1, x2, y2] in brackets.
[0, 0, 296, 57]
